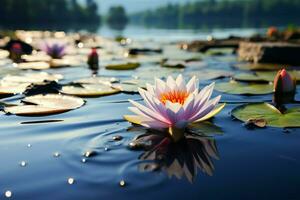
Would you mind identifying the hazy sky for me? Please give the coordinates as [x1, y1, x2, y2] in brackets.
[91, 0, 199, 14]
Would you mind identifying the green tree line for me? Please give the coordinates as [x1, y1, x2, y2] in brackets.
[131, 0, 300, 28]
[0, 0, 100, 30]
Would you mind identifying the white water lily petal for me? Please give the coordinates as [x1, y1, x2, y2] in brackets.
[129, 100, 171, 124]
[190, 95, 221, 121]
[166, 76, 177, 90]
[175, 74, 186, 91]
[186, 76, 198, 93]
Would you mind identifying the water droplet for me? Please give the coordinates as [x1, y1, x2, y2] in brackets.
[5, 190, 12, 198]
[104, 147, 109, 151]
[112, 135, 123, 141]
[27, 144, 32, 148]
[68, 178, 75, 185]
[81, 158, 86, 163]
[119, 180, 126, 187]
[53, 152, 60, 157]
[83, 150, 96, 158]
[77, 42, 84, 48]
[20, 161, 27, 167]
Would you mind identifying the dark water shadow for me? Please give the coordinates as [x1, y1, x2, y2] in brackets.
[128, 125, 220, 183]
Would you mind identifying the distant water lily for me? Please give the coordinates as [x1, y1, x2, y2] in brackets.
[124, 75, 224, 141]
[9, 43, 23, 63]
[41, 41, 66, 59]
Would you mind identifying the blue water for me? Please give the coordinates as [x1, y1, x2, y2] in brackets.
[0, 27, 299, 200]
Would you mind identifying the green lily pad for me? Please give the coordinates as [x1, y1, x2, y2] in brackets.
[215, 81, 273, 95]
[4, 94, 85, 116]
[105, 62, 140, 70]
[234, 63, 285, 71]
[2, 72, 63, 84]
[50, 58, 81, 68]
[0, 82, 30, 95]
[232, 103, 300, 128]
[61, 84, 120, 97]
[0, 50, 9, 59]
[133, 67, 180, 80]
[187, 69, 233, 80]
[17, 62, 50, 70]
[21, 53, 51, 62]
[161, 60, 185, 68]
[234, 71, 300, 82]
[74, 77, 119, 85]
[188, 121, 223, 136]
[112, 83, 144, 93]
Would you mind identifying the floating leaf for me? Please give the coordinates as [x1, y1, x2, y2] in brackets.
[0, 50, 9, 59]
[61, 84, 120, 97]
[187, 70, 233, 80]
[188, 121, 223, 136]
[50, 58, 81, 68]
[161, 60, 185, 68]
[234, 63, 289, 71]
[112, 78, 150, 93]
[17, 62, 50, 70]
[74, 77, 119, 85]
[215, 81, 273, 95]
[106, 62, 140, 70]
[0, 82, 30, 95]
[5, 94, 84, 116]
[234, 71, 300, 82]
[232, 103, 300, 128]
[112, 83, 140, 93]
[2, 72, 63, 84]
[21, 53, 51, 62]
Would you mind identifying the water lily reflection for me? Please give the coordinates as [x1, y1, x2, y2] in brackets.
[129, 122, 221, 182]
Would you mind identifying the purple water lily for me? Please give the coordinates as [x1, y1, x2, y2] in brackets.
[41, 42, 66, 59]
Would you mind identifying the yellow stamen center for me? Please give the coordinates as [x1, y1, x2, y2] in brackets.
[160, 90, 188, 105]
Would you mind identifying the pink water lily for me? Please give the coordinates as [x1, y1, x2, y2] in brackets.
[124, 74, 224, 141]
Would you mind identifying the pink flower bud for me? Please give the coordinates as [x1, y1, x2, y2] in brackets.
[274, 69, 295, 93]
[87, 48, 99, 72]
[10, 43, 22, 54]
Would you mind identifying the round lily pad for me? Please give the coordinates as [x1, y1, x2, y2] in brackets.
[17, 62, 50, 70]
[21, 54, 51, 62]
[215, 81, 273, 95]
[232, 103, 300, 128]
[74, 77, 119, 85]
[4, 105, 73, 116]
[0, 50, 9, 59]
[188, 70, 233, 80]
[50, 58, 81, 68]
[234, 71, 300, 82]
[61, 84, 120, 97]
[105, 62, 140, 70]
[161, 60, 185, 68]
[112, 83, 140, 93]
[2, 72, 63, 84]
[0, 82, 30, 95]
[234, 63, 284, 71]
[5, 94, 85, 116]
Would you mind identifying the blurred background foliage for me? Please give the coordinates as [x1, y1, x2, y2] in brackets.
[131, 0, 300, 28]
[0, 0, 299, 31]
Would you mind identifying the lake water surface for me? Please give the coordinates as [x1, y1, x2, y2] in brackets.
[0, 26, 299, 200]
